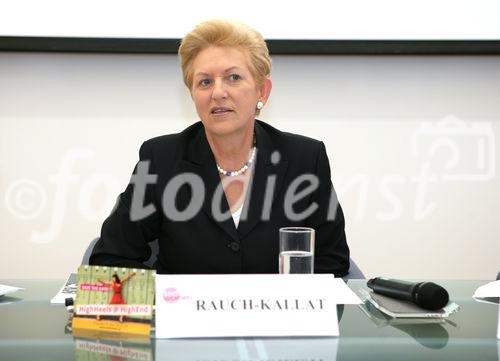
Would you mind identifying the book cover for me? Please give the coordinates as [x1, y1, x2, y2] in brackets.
[72, 265, 155, 337]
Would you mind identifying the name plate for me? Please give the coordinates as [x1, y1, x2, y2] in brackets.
[498, 304, 500, 339]
[155, 274, 358, 338]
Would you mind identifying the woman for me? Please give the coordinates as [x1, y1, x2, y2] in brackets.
[90, 20, 350, 276]
[96, 272, 136, 322]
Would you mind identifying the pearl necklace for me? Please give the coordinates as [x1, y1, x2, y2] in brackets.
[217, 146, 256, 177]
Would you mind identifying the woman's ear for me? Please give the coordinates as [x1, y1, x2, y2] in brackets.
[259, 78, 272, 105]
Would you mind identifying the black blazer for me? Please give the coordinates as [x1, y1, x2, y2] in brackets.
[90, 120, 350, 276]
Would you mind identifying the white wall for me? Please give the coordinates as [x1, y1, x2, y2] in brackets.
[0, 52, 499, 279]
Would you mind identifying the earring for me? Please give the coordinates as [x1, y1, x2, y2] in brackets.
[256, 100, 264, 110]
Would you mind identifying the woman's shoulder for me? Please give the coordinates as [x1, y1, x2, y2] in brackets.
[256, 120, 324, 154]
[140, 122, 204, 153]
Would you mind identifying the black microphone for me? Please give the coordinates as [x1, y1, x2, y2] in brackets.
[367, 277, 449, 310]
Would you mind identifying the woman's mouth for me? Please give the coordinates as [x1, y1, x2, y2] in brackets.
[211, 107, 233, 114]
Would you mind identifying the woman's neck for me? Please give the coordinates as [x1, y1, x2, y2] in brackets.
[206, 127, 255, 170]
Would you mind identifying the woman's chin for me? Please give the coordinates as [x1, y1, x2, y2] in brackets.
[203, 119, 252, 138]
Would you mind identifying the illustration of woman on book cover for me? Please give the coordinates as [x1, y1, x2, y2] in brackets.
[97, 272, 136, 322]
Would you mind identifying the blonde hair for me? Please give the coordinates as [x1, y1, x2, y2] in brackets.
[178, 20, 272, 89]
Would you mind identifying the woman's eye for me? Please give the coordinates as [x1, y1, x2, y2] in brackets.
[229, 74, 241, 81]
[198, 79, 212, 87]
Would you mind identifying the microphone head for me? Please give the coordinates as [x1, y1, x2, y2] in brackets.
[415, 282, 449, 310]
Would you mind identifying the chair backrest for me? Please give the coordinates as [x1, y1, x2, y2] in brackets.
[81, 238, 99, 265]
[343, 258, 364, 280]
[83, 238, 363, 279]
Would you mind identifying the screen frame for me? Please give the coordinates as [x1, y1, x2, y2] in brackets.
[1, 37, 500, 55]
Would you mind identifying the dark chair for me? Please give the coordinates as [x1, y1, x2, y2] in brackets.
[343, 258, 364, 280]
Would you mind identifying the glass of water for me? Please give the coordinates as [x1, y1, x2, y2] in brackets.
[279, 227, 315, 274]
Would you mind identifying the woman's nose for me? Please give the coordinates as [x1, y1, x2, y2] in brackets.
[211, 78, 228, 100]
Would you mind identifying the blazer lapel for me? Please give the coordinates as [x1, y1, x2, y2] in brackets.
[179, 127, 239, 242]
[237, 122, 289, 239]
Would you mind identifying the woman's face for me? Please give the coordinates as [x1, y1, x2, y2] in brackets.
[190, 46, 271, 139]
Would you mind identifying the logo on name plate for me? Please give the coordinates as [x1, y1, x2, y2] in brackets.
[163, 287, 192, 303]
[163, 288, 180, 303]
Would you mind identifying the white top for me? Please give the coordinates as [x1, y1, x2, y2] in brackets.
[231, 204, 244, 228]
[228, 154, 256, 229]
